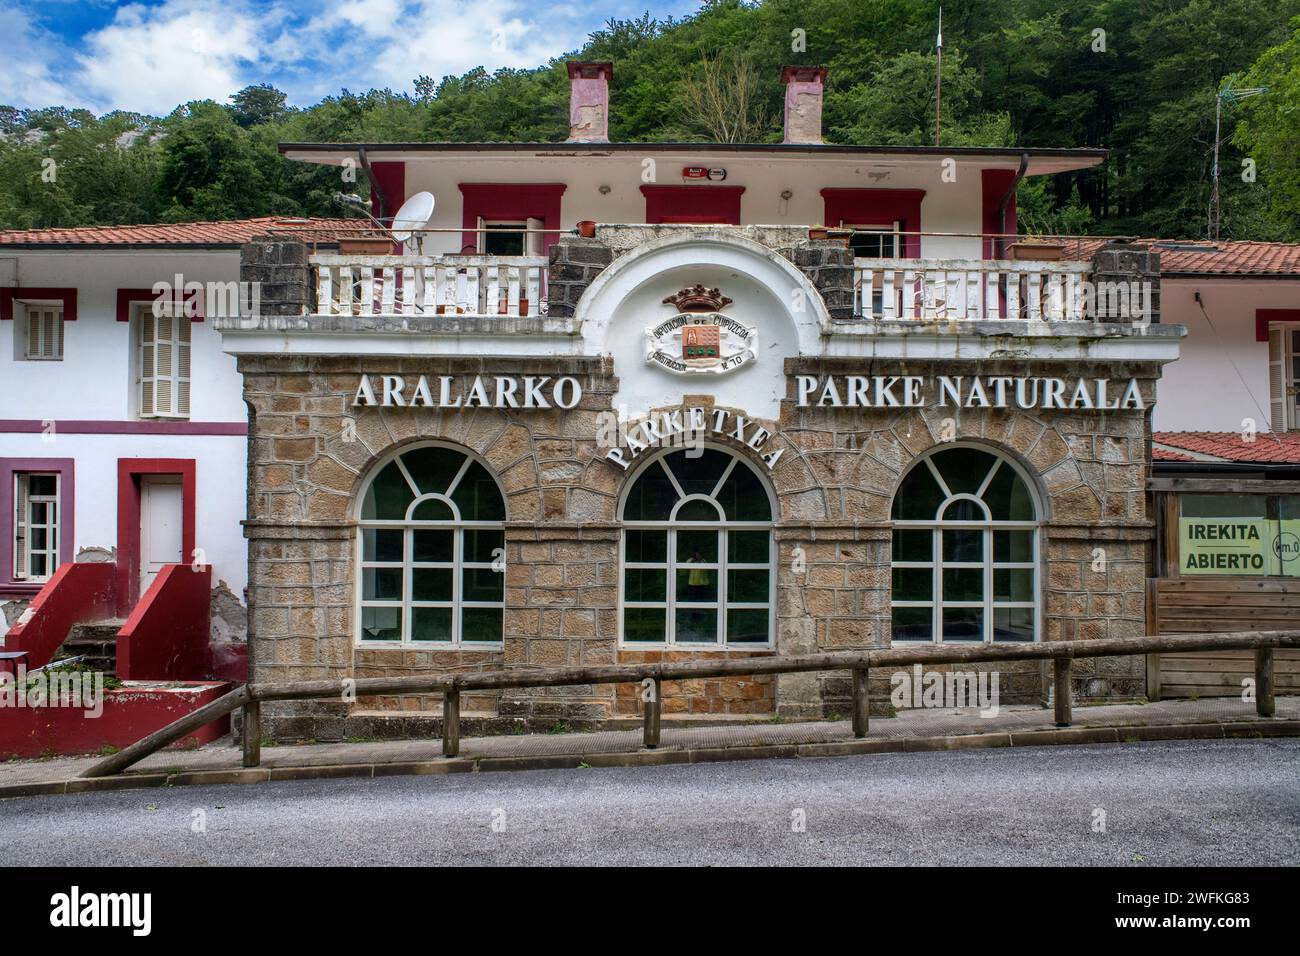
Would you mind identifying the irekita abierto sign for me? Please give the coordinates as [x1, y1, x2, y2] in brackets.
[796, 375, 1145, 410]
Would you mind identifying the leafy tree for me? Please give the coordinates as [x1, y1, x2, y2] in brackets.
[1231, 16, 1300, 239]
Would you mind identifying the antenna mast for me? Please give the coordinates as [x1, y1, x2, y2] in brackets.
[935, 7, 943, 147]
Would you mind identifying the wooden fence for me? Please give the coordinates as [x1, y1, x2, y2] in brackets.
[82, 630, 1300, 779]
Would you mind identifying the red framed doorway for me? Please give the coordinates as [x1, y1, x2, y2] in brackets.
[117, 458, 196, 612]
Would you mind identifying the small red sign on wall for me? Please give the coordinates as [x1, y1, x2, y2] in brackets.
[682, 166, 726, 181]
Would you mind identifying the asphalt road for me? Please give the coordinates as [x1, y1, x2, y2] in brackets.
[2, 739, 1297, 866]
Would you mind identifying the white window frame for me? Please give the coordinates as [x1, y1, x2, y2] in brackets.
[20, 303, 64, 361]
[844, 221, 902, 259]
[134, 302, 191, 419]
[477, 218, 532, 257]
[1268, 323, 1300, 432]
[890, 446, 1041, 644]
[13, 472, 59, 582]
[619, 447, 776, 650]
[354, 444, 505, 648]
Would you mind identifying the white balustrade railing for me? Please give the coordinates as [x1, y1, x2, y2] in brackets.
[312, 254, 548, 318]
[852, 258, 1094, 322]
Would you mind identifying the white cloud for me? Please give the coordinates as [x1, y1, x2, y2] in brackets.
[0, 4, 79, 107]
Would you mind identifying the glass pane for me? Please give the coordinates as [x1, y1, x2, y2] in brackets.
[360, 605, 402, 641]
[400, 446, 466, 495]
[664, 449, 732, 497]
[943, 567, 983, 601]
[675, 607, 718, 643]
[31, 554, 48, 577]
[993, 606, 1034, 642]
[411, 606, 452, 642]
[892, 567, 932, 602]
[624, 568, 667, 601]
[413, 530, 453, 563]
[941, 498, 986, 521]
[464, 529, 504, 564]
[1179, 494, 1268, 519]
[994, 568, 1035, 602]
[30, 502, 48, 524]
[462, 567, 504, 602]
[943, 528, 983, 562]
[451, 460, 505, 521]
[362, 567, 402, 601]
[677, 529, 718, 562]
[363, 528, 403, 562]
[361, 461, 414, 519]
[892, 529, 931, 562]
[892, 606, 932, 642]
[28, 474, 57, 496]
[929, 447, 998, 496]
[981, 461, 1036, 521]
[726, 608, 769, 644]
[715, 464, 772, 521]
[994, 530, 1034, 563]
[411, 498, 454, 521]
[412, 568, 452, 601]
[461, 607, 502, 643]
[623, 461, 678, 520]
[942, 606, 984, 641]
[31, 528, 47, 550]
[728, 530, 769, 563]
[676, 567, 718, 602]
[892, 462, 945, 520]
[625, 530, 667, 563]
[727, 569, 769, 603]
[676, 498, 722, 521]
[624, 607, 665, 643]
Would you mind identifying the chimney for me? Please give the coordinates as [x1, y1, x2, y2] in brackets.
[566, 61, 613, 143]
[781, 66, 827, 145]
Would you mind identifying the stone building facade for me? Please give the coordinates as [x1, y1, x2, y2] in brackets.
[222, 225, 1180, 741]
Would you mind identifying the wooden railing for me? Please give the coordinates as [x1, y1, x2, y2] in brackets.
[853, 258, 1095, 322]
[81, 630, 1299, 779]
[312, 254, 548, 318]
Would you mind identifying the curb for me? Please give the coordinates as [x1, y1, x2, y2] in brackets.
[3, 719, 1297, 800]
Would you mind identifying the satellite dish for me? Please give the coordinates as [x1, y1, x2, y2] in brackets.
[390, 191, 435, 243]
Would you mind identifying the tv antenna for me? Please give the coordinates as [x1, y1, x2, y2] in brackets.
[1209, 80, 1266, 240]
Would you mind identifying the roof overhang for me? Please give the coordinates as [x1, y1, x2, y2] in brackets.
[279, 142, 1107, 176]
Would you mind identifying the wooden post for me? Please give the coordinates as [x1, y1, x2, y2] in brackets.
[851, 667, 869, 738]
[241, 700, 261, 768]
[442, 688, 461, 758]
[643, 677, 662, 749]
[1053, 656, 1072, 727]
[1255, 646, 1275, 718]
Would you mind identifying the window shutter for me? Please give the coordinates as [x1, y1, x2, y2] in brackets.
[525, 217, 544, 256]
[1269, 326, 1287, 432]
[26, 308, 63, 359]
[140, 309, 156, 416]
[177, 313, 191, 416]
[13, 475, 27, 578]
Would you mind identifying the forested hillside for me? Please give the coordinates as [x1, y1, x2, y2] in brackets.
[2, 0, 1297, 240]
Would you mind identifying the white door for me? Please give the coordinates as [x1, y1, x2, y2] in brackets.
[139, 476, 183, 595]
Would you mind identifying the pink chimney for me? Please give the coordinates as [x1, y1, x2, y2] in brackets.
[567, 62, 614, 143]
[781, 66, 828, 145]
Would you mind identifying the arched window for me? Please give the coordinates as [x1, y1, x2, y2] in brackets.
[620, 447, 774, 647]
[890, 445, 1039, 644]
[356, 444, 505, 646]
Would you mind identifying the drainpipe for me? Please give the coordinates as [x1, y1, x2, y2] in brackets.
[358, 147, 388, 221]
[996, 152, 1031, 258]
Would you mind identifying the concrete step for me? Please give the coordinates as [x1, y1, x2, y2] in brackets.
[54, 620, 126, 674]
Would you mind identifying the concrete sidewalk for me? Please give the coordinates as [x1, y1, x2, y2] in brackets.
[3, 695, 1297, 798]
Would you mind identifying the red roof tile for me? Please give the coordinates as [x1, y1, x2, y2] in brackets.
[0, 217, 366, 247]
[1153, 431, 1300, 464]
[1061, 238, 1300, 277]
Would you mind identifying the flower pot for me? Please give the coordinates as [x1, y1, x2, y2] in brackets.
[808, 226, 830, 241]
[339, 237, 396, 255]
[1008, 241, 1065, 261]
[577, 220, 598, 238]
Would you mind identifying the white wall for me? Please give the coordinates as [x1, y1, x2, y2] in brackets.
[0, 249, 249, 599]
[1155, 278, 1300, 433]
[390, 152, 1007, 260]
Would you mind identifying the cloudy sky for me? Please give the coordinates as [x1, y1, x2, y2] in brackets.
[3, 0, 693, 115]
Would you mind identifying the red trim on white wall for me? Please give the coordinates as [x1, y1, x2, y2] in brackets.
[1, 287, 77, 321]
[821, 188, 926, 257]
[1257, 308, 1300, 343]
[980, 169, 1019, 259]
[459, 183, 567, 254]
[0, 457, 75, 595]
[370, 161, 406, 221]
[115, 288, 205, 323]
[0, 420, 246, 435]
[641, 185, 744, 224]
[116, 458, 197, 613]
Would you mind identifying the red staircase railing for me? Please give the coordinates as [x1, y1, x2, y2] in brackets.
[2, 562, 117, 669]
[117, 564, 213, 681]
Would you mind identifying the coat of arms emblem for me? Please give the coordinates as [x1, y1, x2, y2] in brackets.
[645, 285, 758, 375]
